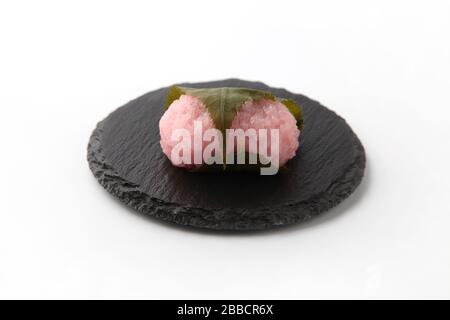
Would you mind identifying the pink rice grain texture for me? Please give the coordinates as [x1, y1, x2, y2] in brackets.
[231, 98, 300, 167]
[159, 95, 215, 169]
[159, 94, 300, 168]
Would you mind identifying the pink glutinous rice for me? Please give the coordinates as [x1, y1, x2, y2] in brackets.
[159, 94, 300, 168]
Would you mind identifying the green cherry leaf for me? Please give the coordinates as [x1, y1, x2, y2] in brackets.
[165, 86, 304, 131]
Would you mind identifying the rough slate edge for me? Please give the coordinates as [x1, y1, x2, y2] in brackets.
[87, 81, 366, 231]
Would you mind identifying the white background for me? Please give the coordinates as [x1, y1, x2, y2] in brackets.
[0, 0, 449, 299]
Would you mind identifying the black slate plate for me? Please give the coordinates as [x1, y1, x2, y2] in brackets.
[87, 79, 365, 231]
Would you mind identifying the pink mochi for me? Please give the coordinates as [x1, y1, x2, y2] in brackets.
[159, 94, 300, 168]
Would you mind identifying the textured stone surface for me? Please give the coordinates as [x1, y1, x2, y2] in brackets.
[87, 79, 366, 231]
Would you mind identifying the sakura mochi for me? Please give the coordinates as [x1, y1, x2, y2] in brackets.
[87, 79, 366, 230]
[159, 86, 303, 174]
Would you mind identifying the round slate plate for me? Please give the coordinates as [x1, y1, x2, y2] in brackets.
[87, 79, 365, 231]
